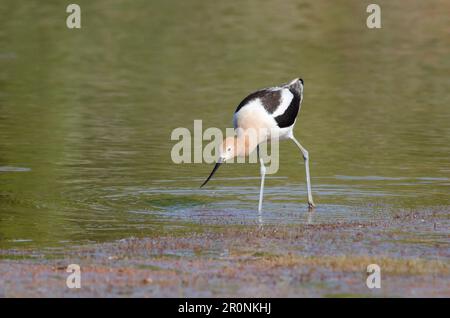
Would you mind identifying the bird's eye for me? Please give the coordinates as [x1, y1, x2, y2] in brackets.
[227, 147, 231, 151]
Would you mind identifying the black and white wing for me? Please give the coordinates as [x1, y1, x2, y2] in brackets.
[234, 79, 303, 128]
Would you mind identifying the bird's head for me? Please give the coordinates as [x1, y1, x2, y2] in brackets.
[218, 136, 238, 162]
[200, 137, 237, 188]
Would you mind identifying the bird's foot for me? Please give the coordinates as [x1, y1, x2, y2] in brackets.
[308, 201, 316, 210]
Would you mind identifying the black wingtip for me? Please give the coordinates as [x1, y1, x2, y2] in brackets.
[299, 78, 304, 85]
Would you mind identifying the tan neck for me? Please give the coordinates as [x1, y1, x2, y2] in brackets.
[235, 133, 258, 157]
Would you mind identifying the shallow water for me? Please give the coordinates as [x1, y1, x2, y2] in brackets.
[0, 0, 449, 249]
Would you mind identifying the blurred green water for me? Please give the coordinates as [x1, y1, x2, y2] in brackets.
[0, 0, 449, 248]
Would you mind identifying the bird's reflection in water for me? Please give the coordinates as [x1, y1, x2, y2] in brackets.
[256, 207, 315, 228]
[306, 209, 315, 225]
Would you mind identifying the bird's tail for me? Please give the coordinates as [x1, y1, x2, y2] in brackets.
[287, 78, 303, 94]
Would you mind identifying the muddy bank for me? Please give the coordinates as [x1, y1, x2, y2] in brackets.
[0, 208, 449, 297]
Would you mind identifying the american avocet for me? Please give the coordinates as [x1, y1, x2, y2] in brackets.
[201, 78, 316, 211]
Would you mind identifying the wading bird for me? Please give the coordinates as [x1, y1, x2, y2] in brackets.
[200, 78, 315, 210]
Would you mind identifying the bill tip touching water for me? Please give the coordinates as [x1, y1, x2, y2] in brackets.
[200, 77, 316, 210]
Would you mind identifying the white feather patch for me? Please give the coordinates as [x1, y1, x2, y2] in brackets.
[271, 89, 294, 118]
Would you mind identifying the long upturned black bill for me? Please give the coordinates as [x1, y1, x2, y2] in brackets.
[200, 162, 222, 188]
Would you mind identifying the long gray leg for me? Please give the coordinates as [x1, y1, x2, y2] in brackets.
[257, 145, 266, 212]
[291, 136, 316, 209]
